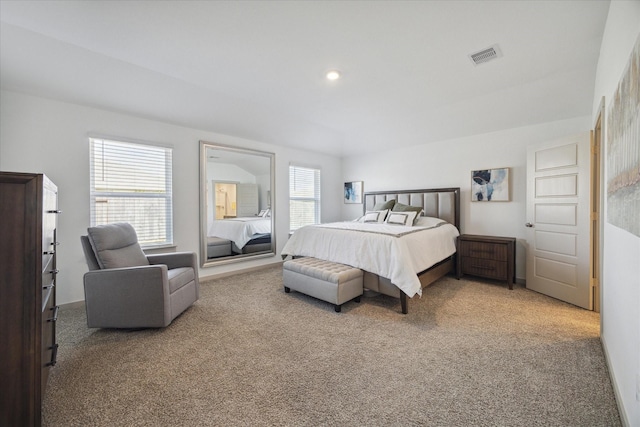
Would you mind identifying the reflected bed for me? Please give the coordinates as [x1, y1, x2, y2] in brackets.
[208, 217, 271, 258]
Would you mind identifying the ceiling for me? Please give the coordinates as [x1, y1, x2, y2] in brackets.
[0, 1, 610, 158]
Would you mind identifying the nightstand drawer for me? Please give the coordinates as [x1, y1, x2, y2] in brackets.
[460, 257, 508, 281]
[460, 241, 507, 261]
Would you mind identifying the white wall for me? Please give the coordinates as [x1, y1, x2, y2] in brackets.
[342, 116, 590, 281]
[593, 2, 640, 426]
[0, 90, 343, 305]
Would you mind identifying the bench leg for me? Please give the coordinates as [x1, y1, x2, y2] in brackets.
[284, 286, 290, 293]
[334, 304, 341, 313]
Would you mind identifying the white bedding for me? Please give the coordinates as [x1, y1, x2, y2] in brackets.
[281, 220, 459, 298]
[208, 217, 271, 249]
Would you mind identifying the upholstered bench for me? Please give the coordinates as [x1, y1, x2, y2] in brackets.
[207, 236, 232, 258]
[283, 257, 364, 312]
[232, 234, 271, 254]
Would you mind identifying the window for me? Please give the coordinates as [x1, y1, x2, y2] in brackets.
[89, 137, 173, 247]
[289, 164, 321, 232]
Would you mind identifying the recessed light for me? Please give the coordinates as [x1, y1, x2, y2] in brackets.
[326, 70, 341, 81]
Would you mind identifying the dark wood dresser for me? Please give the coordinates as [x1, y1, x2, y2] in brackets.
[0, 172, 59, 426]
[456, 234, 515, 289]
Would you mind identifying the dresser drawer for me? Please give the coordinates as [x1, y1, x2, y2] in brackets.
[460, 241, 508, 261]
[42, 271, 56, 308]
[460, 257, 508, 281]
[42, 252, 54, 274]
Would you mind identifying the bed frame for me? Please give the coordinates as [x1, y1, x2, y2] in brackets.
[363, 187, 461, 314]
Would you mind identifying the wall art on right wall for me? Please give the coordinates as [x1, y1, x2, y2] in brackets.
[471, 168, 510, 202]
[606, 34, 639, 238]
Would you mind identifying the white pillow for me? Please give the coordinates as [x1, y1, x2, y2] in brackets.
[414, 216, 446, 227]
[360, 209, 388, 223]
[258, 209, 268, 217]
[385, 211, 418, 226]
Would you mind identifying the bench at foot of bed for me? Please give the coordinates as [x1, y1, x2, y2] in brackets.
[283, 257, 363, 312]
[207, 236, 232, 258]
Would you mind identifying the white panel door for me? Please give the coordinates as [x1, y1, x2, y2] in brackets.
[236, 183, 259, 217]
[526, 133, 591, 309]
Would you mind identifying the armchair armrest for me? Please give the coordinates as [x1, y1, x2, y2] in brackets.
[147, 251, 197, 271]
[83, 265, 171, 328]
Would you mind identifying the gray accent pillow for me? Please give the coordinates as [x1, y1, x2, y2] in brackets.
[87, 223, 149, 269]
[373, 199, 396, 211]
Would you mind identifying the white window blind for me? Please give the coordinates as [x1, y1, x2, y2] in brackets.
[289, 164, 321, 231]
[89, 138, 173, 247]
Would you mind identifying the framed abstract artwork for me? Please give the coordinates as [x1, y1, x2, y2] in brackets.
[606, 35, 639, 237]
[471, 168, 509, 202]
[344, 181, 363, 204]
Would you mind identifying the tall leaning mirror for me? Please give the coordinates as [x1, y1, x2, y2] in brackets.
[199, 141, 275, 267]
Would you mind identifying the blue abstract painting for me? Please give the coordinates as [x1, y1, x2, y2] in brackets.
[471, 168, 509, 202]
[344, 181, 363, 204]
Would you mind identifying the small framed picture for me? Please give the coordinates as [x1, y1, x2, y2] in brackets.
[471, 168, 510, 202]
[344, 181, 363, 204]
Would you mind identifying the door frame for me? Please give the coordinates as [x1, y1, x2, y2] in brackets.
[592, 97, 605, 314]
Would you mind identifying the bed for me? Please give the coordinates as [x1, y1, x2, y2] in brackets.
[208, 217, 271, 257]
[281, 188, 460, 313]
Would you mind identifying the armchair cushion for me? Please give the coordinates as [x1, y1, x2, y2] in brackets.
[167, 267, 195, 293]
[87, 222, 149, 269]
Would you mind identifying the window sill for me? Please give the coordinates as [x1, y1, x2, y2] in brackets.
[143, 244, 177, 254]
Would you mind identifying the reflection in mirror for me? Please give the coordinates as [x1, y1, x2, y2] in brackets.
[199, 141, 275, 267]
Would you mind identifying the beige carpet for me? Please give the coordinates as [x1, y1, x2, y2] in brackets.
[43, 266, 621, 426]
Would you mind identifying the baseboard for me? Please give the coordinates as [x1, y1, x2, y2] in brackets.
[200, 260, 283, 282]
[600, 335, 631, 427]
[59, 300, 85, 310]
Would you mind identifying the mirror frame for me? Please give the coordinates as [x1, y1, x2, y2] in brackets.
[199, 141, 276, 267]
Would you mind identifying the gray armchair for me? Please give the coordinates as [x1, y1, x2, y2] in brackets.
[81, 223, 200, 328]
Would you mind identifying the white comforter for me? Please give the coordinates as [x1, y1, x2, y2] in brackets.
[208, 217, 271, 249]
[281, 220, 459, 298]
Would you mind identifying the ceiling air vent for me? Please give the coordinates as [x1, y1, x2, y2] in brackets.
[469, 44, 503, 66]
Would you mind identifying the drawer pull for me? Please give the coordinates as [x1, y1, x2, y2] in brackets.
[43, 250, 55, 255]
[48, 305, 59, 322]
[47, 209, 62, 214]
[47, 344, 59, 367]
[43, 283, 55, 291]
[48, 269, 59, 275]
[51, 241, 60, 246]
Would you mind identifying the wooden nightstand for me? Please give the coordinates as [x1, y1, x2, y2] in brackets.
[456, 234, 516, 289]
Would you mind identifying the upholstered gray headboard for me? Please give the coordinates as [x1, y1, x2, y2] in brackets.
[364, 188, 460, 230]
